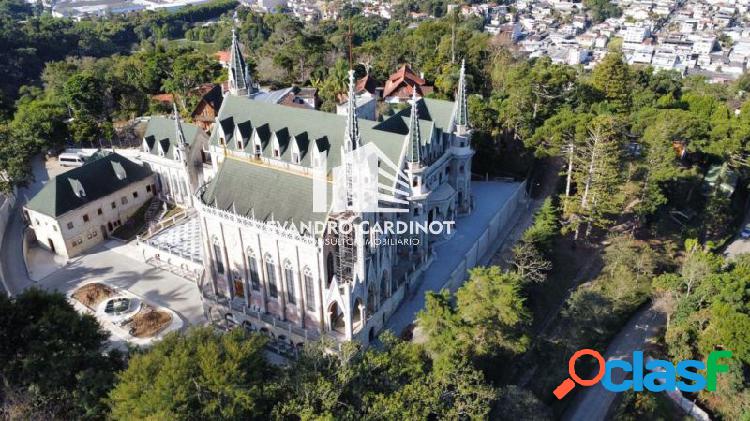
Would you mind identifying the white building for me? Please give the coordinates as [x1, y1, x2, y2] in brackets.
[25, 153, 156, 257]
[139, 108, 210, 208]
[199, 62, 475, 346]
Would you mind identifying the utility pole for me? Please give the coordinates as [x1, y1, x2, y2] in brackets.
[451, 9, 457, 64]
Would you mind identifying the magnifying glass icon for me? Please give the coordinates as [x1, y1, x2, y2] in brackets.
[553, 349, 606, 400]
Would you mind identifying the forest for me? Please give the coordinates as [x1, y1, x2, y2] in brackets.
[0, 0, 749, 419]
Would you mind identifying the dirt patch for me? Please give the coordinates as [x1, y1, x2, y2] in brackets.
[128, 305, 172, 338]
[72, 283, 115, 310]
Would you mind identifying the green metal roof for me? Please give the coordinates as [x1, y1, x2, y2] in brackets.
[202, 95, 460, 228]
[210, 95, 457, 170]
[201, 157, 328, 232]
[143, 116, 201, 157]
[26, 153, 153, 217]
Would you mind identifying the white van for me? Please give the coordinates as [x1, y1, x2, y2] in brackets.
[58, 152, 85, 167]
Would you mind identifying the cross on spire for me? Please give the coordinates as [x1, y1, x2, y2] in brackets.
[228, 28, 251, 96]
[344, 69, 361, 152]
[407, 88, 421, 164]
[454, 59, 469, 128]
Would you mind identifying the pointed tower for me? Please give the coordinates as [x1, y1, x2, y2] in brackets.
[228, 29, 253, 97]
[343, 69, 361, 153]
[173, 102, 188, 166]
[453, 59, 469, 132]
[449, 59, 474, 215]
[406, 89, 421, 165]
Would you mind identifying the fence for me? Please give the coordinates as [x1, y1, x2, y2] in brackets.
[442, 181, 528, 292]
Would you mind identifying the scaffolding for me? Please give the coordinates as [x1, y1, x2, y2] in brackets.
[331, 211, 357, 284]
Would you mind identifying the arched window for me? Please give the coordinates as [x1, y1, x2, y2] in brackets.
[367, 285, 376, 314]
[326, 252, 335, 286]
[212, 236, 224, 275]
[246, 248, 260, 291]
[380, 277, 388, 301]
[303, 267, 315, 311]
[232, 270, 244, 298]
[265, 254, 278, 298]
[284, 260, 296, 305]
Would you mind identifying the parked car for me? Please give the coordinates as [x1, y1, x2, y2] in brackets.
[740, 223, 750, 239]
[58, 152, 85, 167]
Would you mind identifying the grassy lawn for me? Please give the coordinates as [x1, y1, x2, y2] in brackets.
[112, 199, 152, 241]
[161, 204, 183, 220]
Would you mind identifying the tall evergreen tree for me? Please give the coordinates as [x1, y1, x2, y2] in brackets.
[591, 52, 632, 112]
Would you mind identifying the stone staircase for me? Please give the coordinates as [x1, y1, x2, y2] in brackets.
[144, 199, 164, 228]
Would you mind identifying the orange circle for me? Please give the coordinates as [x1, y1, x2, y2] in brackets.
[568, 349, 605, 386]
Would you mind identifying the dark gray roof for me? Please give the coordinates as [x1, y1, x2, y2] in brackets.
[26, 153, 153, 217]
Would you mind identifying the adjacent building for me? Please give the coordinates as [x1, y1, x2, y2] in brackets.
[24, 153, 155, 258]
[382, 64, 434, 103]
[139, 106, 211, 208]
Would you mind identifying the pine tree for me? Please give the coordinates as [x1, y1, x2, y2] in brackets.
[591, 52, 632, 112]
[566, 115, 624, 239]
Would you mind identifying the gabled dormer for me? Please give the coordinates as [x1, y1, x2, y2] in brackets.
[311, 141, 323, 168]
[290, 136, 301, 164]
[68, 178, 86, 198]
[234, 123, 244, 150]
[157, 138, 169, 157]
[217, 117, 234, 147]
[112, 161, 127, 180]
[251, 127, 262, 157]
[271, 132, 281, 158]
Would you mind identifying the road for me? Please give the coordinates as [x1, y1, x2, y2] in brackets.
[724, 211, 750, 258]
[561, 303, 666, 421]
[0, 156, 48, 296]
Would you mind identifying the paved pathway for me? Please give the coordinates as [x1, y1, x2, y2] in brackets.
[0, 156, 47, 295]
[561, 303, 666, 421]
[385, 181, 526, 336]
[38, 241, 205, 326]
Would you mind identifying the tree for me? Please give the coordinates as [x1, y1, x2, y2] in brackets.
[274, 333, 496, 420]
[419, 267, 531, 374]
[161, 52, 221, 109]
[566, 115, 624, 239]
[522, 197, 559, 250]
[511, 241, 552, 284]
[591, 52, 632, 112]
[0, 288, 122, 419]
[109, 327, 273, 420]
[11, 97, 69, 151]
[584, 0, 622, 23]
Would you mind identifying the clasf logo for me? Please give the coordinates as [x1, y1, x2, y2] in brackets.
[553, 349, 732, 399]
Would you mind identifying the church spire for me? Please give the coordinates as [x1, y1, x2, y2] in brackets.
[344, 69, 361, 152]
[228, 28, 250, 96]
[173, 102, 186, 147]
[407, 89, 421, 164]
[454, 59, 469, 128]
[173, 102, 188, 165]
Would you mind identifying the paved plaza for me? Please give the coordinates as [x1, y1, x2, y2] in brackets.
[146, 216, 203, 263]
[38, 241, 205, 326]
[385, 181, 528, 337]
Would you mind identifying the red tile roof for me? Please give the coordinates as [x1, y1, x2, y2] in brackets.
[214, 50, 231, 64]
[383, 64, 429, 98]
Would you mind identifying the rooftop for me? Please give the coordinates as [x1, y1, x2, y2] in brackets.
[26, 153, 153, 217]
